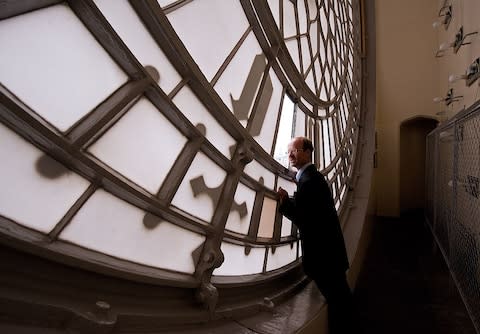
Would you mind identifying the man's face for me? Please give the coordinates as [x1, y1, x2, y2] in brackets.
[288, 138, 310, 169]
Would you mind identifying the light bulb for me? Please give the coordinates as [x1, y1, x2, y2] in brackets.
[448, 74, 466, 83]
[439, 42, 451, 51]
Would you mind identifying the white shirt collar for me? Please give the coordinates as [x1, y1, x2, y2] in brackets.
[295, 163, 312, 182]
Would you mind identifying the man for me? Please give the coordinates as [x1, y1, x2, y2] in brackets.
[277, 137, 353, 333]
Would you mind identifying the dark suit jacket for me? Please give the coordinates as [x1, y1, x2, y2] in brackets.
[279, 164, 349, 278]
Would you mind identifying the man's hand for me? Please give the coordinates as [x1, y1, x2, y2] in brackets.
[277, 187, 289, 205]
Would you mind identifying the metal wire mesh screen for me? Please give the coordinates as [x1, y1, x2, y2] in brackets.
[425, 111, 480, 333]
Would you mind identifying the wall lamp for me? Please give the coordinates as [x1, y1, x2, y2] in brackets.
[433, 88, 463, 106]
[436, 26, 478, 57]
[448, 58, 480, 86]
[453, 26, 477, 52]
[433, 5, 452, 29]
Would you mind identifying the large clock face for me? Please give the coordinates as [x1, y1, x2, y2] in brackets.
[0, 0, 361, 284]
[268, 0, 356, 104]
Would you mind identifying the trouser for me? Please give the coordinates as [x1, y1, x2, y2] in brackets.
[313, 271, 355, 334]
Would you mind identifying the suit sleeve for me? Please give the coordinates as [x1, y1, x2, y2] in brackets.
[279, 196, 296, 221]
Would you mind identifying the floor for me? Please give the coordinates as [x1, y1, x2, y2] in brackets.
[353, 211, 477, 334]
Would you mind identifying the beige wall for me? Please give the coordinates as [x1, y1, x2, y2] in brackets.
[436, 0, 480, 119]
[399, 118, 437, 213]
[375, 0, 440, 216]
[375, 0, 480, 217]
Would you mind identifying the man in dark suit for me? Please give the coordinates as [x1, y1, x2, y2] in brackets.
[277, 137, 354, 333]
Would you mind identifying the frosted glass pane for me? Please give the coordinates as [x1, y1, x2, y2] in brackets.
[214, 243, 264, 276]
[88, 97, 187, 194]
[244, 160, 275, 189]
[94, 0, 181, 94]
[322, 119, 332, 166]
[307, 0, 319, 21]
[300, 36, 311, 74]
[285, 39, 300, 70]
[320, 8, 328, 38]
[173, 86, 235, 159]
[277, 176, 296, 194]
[225, 182, 256, 235]
[157, 0, 176, 7]
[306, 70, 316, 93]
[273, 94, 294, 167]
[283, 1, 296, 37]
[254, 70, 283, 153]
[171, 152, 227, 222]
[297, 0, 308, 34]
[257, 197, 277, 238]
[0, 5, 127, 132]
[166, 0, 249, 81]
[266, 243, 297, 271]
[60, 189, 204, 274]
[214, 32, 263, 115]
[281, 217, 292, 237]
[310, 21, 318, 54]
[295, 110, 306, 137]
[267, 0, 280, 27]
[0, 123, 90, 233]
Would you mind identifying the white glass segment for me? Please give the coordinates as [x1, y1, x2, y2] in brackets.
[267, 0, 280, 27]
[319, 7, 328, 38]
[297, 0, 308, 34]
[285, 39, 300, 70]
[307, 0, 319, 21]
[165, 0, 249, 81]
[283, 0, 296, 37]
[173, 86, 236, 159]
[0, 5, 127, 132]
[244, 160, 275, 189]
[273, 94, 295, 168]
[294, 110, 306, 137]
[310, 21, 319, 55]
[0, 123, 90, 233]
[324, 68, 331, 100]
[60, 189, 205, 274]
[94, 0, 181, 94]
[322, 119, 332, 166]
[281, 217, 292, 237]
[225, 182, 256, 235]
[257, 197, 277, 238]
[328, 116, 336, 158]
[214, 32, 263, 116]
[171, 152, 226, 222]
[300, 36, 311, 75]
[88, 97, 187, 194]
[266, 243, 297, 271]
[277, 176, 296, 195]
[214, 243, 265, 276]
[315, 61, 323, 98]
[306, 70, 316, 92]
[254, 70, 283, 153]
[157, 0, 176, 7]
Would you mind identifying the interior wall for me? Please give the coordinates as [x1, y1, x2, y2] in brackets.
[375, 0, 439, 217]
[399, 118, 438, 213]
[435, 0, 480, 120]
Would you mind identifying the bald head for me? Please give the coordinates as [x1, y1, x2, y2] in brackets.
[288, 137, 313, 169]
